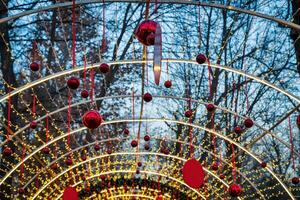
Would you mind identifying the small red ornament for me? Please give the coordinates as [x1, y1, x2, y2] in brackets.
[234, 126, 243, 134]
[131, 140, 138, 148]
[81, 155, 87, 161]
[244, 118, 254, 128]
[228, 184, 243, 197]
[84, 187, 91, 193]
[182, 158, 205, 189]
[107, 149, 112, 154]
[144, 144, 150, 150]
[163, 148, 170, 155]
[260, 161, 267, 168]
[30, 121, 37, 129]
[3, 147, 12, 156]
[51, 163, 59, 170]
[65, 157, 73, 166]
[144, 135, 150, 141]
[99, 63, 110, 73]
[18, 188, 25, 195]
[143, 93, 152, 102]
[42, 147, 50, 155]
[135, 20, 158, 46]
[81, 175, 86, 181]
[185, 110, 193, 118]
[219, 174, 225, 180]
[123, 128, 129, 136]
[137, 162, 142, 167]
[164, 80, 172, 88]
[206, 103, 215, 112]
[63, 187, 78, 200]
[81, 90, 89, 98]
[156, 194, 163, 200]
[94, 144, 100, 151]
[30, 62, 40, 71]
[196, 54, 207, 64]
[297, 115, 300, 129]
[82, 110, 103, 129]
[67, 77, 80, 90]
[136, 169, 140, 174]
[100, 175, 106, 180]
[292, 177, 299, 185]
[211, 162, 219, 171]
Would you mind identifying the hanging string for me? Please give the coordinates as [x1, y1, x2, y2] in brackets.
[166, 59, 169, 80]
[20, 143, 25, 185]
[231, 144, 237, 183]
[145, 0, 150, 19]
[67, 90, 72, 148]
[288, 116, 296, 173]
[83, 50, 87, 90]
[245, 77, 249, 112]
[187, 97, 194, 157]
[101, 0, 107, 54]
[6, 88, 11, 140]
[32, 94, 36, 118]
[154, 0, 158, 14]
[207, 59, 213, 100]
[197, 2, 201, 48]
[90, 68, 95, 103]
[132, 85, 135, 135]
[71, 0, 77, 68]
[45, 113, 49, 144]
[212, 113, 217, 161]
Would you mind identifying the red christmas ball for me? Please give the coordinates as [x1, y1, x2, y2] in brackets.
[211, 162, 219, 171]
[292, 177, 299, 185]
[94, 144, 100, 151]
[30, 62, 40, 71]
[3, 147, 12, 156]
[156, 194, 163, 200]
[137, 162, 142, 167]
[107, 149, 112, 154]
[196, 54, 207, 64]
[228, 184, 243, 197]
[244, 118, 254, 128]
[123, 128, 129, 136]
[143, 93, 152, 102]
[81, 175, 86, 181]
[51, 163, 59, 170]
[163, 148, 170, 155]
[42, 147, 50, 155]
[260, 161, 267, 168]
[67, 77, 80, 90]
[144, 135, 150, 141]
[82, 110, 103, 129]
[234, 126, 243, 134]
[185, 110, 193, 118]
[182, 158, 205, 189]
[206, 103, 215, 112]
[99, 63, 110, 73]
[100, 175, 106, 180]
[84, 187, 91, 193]
[297, 115, 300, 129]
[219, 174, 225, 180]
[81, 155, 87, 161]
[164, 80, 172, 88]
[18, 188, 25, 195]
[135, 20, 158, 46]
[65, 157, 73, 166]
[30, 121, 37, 129]
[136, 169, 140, 174]
[81, 90, 89, 98]
[144, 144, 150, 150]
[131, 140, 138, 148]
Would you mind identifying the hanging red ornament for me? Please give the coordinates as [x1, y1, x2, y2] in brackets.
[65, 157, 73, 166]
[30, 121, 37, 129]
[144, 144, 150, 150]
[219, 174, 225, 180]
[185, 110, 193, 118]
[99, 63, 110, 73]
[123, 128, 129, 136]
[18, 188, 25, 195]
[3, 147, 12, 156]
[144, 135, 150, 141]
[244, 118, 254, 128]
[156, 194, 163, 200]
[81, 90, 89, 98]
[107, 149, 112, 154]
[82, 110, 103, 129]
[137, 162, 142, 167]
[260, 161, 267, 168]
[42, 147, 50, 155]
[211, 162, 219, 171]
[63, 187, 78, 200]
[163, 148, 170, 155]
[81, 155, 87, 161]
[81, 175, 86, 181]
[297, 115, 300, 129]
[131, 140, 138, 148]
[234, 126, 242, 134]
[30, 62, 40, 71]
[67, 77, 80, 90]
[51, 163, 59, 170]
[292, 177, 299, 185]
[196, 54, 207, 64]
[143, 93, 152, 102]
[228, 184, 243, 197]
[206, 103, 215, 112]
[182, 158, 205, 189]
[164, 80, 172, 88]
[135, 20, 158, 46]
[136, 169, 140, 174]
[94, 144, 100, 151]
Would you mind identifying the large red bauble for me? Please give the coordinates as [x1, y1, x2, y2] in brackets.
[206, 103, 215, 112]
[131, 140, 138, 148]
[292, 177, 299, 185]
[164, 80, 172, 88]
[196, 54, 207, 64]
[228, 184, 243, 197]
[297, 115, 300, 129]
[144, 135, 150, 141]
[185, 110, 193, 118]
[135, 20, 158, 46]
[244, 118, 254, 128]
[82, 110, 102, 129]
[143, 93, 152, 102]
[63, 187, 78, 200]
[30, 121, 37, 129]
[3, 147, 12, 156]
[30, 62, 40, 71]
[182, 158, 205, 189]
[67, 77, 80, 90]
[99, 63, 110, 73]
[234, 126, 242, 134]
[81, 90, 89, 98]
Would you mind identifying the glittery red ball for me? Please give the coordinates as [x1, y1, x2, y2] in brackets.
[156, 194, 163, 200]
[123, 128, 129, 136]
[219, 174, 225, 180]
[135, 20, 157, 46]
[163, 148, 170, 155]
[234, 126, 242, 134]
[164, 80, 172, 88]
[82, 175, 86, 181]
[67, 77, 80, 90]
[182, 158, 205, 189]
[30, 62, 40, 71]
[196, 54, 207, 64]
[100, 175, 106, 180]
[206, 103, 215, 112]
[185, 110, 193, 118]
[211, 162, 219, 171]
[99, 63, 110, 73]
[51, 163, 59, 170]
[94, 144, 100, 151]
[292, 177, 299, 185]
[297, 115, 300, 129]
[18, 188, 25, 195]
[81, 155, 87, 161]
[144, 135, 150, 141]
[131, 140, 138, 148]
[260, 162, 267, 168]
[143, 93, 152, 102]
[81, 90, 89, 98]
[144, 144, 150, 150]
[42, 147, 50, 155]
[228, 184, 243, 197]
[65, 158, 73, 166]
[244, 118, 254, 128]
[82, 110, 102, 129]
[30, 121, 37, 129]
[84, 187, 91, 193]
[137, 162, 142, 167]
[3, 147, 12, 156]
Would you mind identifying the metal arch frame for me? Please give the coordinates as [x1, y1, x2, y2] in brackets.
[0, 0, 299, 31]
[31, 137, 264, 200]
[2, 94, 298, 159]
[0, 118, 294, 200]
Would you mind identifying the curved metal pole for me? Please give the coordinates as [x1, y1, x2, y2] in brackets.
[0, 118, 294, 200]
[0, 0, 299, 31]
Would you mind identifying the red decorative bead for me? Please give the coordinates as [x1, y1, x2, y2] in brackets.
[94, 144, 100, 151]
[30, 121, 37, 129]
[81, 155, 87, 161]
[63, 187, 78, 200]
[185, 110, 193, 118]
[65, 157, 73, 166]
[164, 80, 172, 88]
[99, 63, 110, 73]
[84, 187, 91, 193]
[292, 177, 299, 185]
[30, 62, 40, 71]
[211, 162, 219, 171]
[81, 90, 89, 98]
[144, 135, 150, 141]
[67, 77, 80, 90]
[51, 163, 59, 170]
[182, 158, 205, 189]
[131, 140, 138, 148]
[156, 194, 163, 200]
[135, 20, 158, 46]
[3, 147, 12, 156]
[100, 175, 106, 180]
[143, 93, 152, 102]
[18, 188, 25, 195]
[123, 128, 129, 136]
[107, 149, 112, 154]
[297, 115, 300, 129]
[228, 184, 243, 197]
[196, 54, 207, 64]
[136, 169, 140, 174]
[81, 175, 86, 181]
[244, 118, 254, 128]
[260, 162, 267, 168]
[144, 144, 150, 150]
[137, 162, 142, 167]
[234, 126, 242, 134]
[219, 174, 225, 180]
[42, 147, 50, 155]
[163, 148, 170, 155]
[206, 103, 215, 112]
[82, 110, 103, 129]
